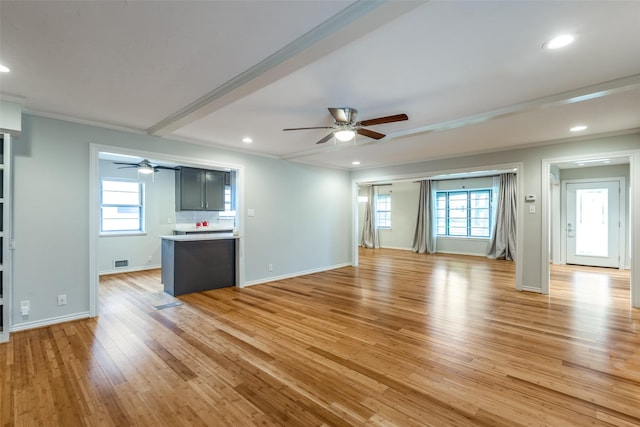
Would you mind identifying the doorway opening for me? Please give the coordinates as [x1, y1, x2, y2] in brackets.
[89, 144, 245, 317]
[352, 162, 524, 291]
[542, 151, 639, 307]
[564, 178, 623, 268]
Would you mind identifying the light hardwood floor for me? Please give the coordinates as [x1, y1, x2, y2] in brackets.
[1, 249, 639, 426]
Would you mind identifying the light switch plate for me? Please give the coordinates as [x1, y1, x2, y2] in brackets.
[248, 208, 255, 217]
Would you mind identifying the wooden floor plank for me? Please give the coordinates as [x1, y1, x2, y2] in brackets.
[2, 248, 639, 426]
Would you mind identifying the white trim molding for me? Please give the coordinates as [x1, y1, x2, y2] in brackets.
[243, 262, 352, 287]
[11, 312, 91, 332]
[542, 149, 640, 308]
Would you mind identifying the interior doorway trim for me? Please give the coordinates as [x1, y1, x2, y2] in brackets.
[561, 177, 625, 268]
[541, 149, 640, 308]
[351, 162, 524, 291]
[89, 143, 245, 317]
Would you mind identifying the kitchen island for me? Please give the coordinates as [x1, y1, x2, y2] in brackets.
[160, 233, 239, 296]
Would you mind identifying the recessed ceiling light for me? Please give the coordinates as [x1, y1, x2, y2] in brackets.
[570, 125, 587, 132]
[0, 64, 10, 73]
[242, 137, 253, 143]
[352, 161, 361, 166]
[544, 34, 575, 49]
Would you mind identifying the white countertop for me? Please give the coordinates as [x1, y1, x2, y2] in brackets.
[160, 232, 239, 242]
[173, 225, 235, 232]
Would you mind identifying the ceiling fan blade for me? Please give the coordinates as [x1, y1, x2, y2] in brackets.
[357, 128, 386, 140]
[155, 165, 179, 170]
[113, 161, 137, 166]
[283, 126, 334, 131]
[316, 133, 335, 144]
[116, 165, 138, 169]
[358, 113, 408, 127]
[328, 107, 349, 124]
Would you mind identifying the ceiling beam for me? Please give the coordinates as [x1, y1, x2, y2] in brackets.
[281, 73, 640, 160]
[147, 0, 426, 137]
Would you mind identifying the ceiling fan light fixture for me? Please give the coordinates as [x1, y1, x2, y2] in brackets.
[138, 164, 155, 174]
[335, 129, 355, 142]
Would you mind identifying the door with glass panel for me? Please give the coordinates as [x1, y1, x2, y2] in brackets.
[566, 180, 621, 268]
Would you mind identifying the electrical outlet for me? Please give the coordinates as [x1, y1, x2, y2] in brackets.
[147, 255, 153, 262]
[57, 294, 67, 306]
[20, 300, 30, 316]
[268, 263, 273, 272]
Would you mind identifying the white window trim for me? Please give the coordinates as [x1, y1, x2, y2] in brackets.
[100, 177, 145, 235]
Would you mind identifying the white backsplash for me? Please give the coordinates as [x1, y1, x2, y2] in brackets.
[175, 211, 236, 228]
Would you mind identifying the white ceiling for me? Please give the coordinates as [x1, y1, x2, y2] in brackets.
[2, 1, 639, 170]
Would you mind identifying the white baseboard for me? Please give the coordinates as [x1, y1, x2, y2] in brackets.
[521, 286, 542, 293]
[11, 311, 91, 332]
[99, 263, 161, 276]
[379, 245, 412, 251]
[436, 250, 488, 257]
[242, 262, 352, 287]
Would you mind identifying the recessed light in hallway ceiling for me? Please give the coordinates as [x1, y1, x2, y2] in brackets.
[544, 34, 575, 49]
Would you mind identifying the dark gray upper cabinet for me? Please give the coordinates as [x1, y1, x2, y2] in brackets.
[175, 167, 226, 211]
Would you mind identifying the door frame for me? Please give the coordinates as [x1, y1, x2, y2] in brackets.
[561, 177, 625, 268]
[89, 143, 245, 317]
[541, 149, 640, 308]
[351, 161, 525, 291]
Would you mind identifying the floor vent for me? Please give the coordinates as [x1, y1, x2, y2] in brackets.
[154, 302, 183, 310]
[113, 259, 129, 268]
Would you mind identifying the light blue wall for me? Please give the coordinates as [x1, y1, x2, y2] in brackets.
[12, 114, 351, 328]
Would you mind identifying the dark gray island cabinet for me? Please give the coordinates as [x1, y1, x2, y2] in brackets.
[160, 234, 239, 296]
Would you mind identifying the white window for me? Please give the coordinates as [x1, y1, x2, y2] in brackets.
[436, 189, 491, 237]
[218, 184, 236, 219]
[100, 179, 144, 233]
[376, 193, 391, 228]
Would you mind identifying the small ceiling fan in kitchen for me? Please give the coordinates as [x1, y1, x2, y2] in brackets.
[113, 159, 178, 174]
[283, 107, 408, 145]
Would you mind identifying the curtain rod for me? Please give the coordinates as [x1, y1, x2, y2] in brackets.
[413, 173, 509, 183]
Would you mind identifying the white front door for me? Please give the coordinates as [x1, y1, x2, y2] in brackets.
[566, 180, 621, 268]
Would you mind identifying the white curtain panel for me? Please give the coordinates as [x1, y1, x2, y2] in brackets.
[487, 173, 517, 261]
[360, 185, 380, 248]
[412, 180, 436, 254]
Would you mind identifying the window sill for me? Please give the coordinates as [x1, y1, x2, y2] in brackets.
[100, 231, 147, 238]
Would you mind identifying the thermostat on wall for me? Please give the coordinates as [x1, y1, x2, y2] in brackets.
[525, 194, 536, 202]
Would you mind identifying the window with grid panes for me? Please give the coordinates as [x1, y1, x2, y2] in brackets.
[376, 193, 391, 228]
[436, 190, 491, 237]
[100, 179, 144, 233]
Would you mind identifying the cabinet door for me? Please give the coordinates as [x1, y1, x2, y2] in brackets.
[176, 167, 204, 210]
[204, 170, 225, 211]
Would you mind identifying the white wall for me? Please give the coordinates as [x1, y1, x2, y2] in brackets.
[351, 132, 640, 293]
[11, 114, 351, 329]
[97, 160, 176, 274]
[376, 182, 419, 250]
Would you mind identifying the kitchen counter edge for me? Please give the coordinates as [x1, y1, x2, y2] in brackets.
[160, 233, 240, 242]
